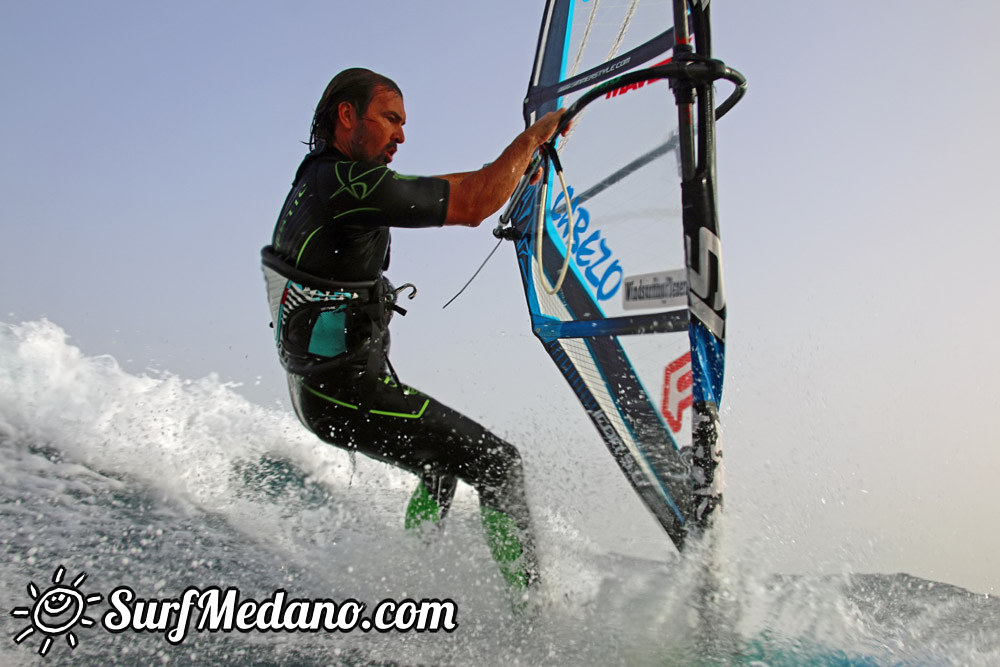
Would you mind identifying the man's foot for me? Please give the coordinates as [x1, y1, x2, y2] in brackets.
[480, 506, 540, 591]
[404, 473, 456, 532]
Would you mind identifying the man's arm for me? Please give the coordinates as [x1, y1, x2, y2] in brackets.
[433, 172, 475, 186]
[443, 110, 566, 227]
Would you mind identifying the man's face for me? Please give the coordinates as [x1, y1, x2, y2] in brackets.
[350, 87, 406, 165]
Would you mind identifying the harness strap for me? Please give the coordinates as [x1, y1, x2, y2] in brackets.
[261, 245, 377, 297]
[260, 246, 415, 396]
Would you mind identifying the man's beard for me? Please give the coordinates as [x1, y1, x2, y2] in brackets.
[353, 126, 395, 164]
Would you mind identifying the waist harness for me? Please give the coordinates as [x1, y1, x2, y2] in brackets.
[261, 245, 414, 382]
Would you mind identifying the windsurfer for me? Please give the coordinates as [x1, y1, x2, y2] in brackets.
[264, 68, 565, 591]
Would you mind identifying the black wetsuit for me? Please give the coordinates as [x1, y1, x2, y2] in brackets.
[267, 146, 537, 588]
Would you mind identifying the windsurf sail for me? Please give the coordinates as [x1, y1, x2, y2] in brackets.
[497, 0, 745, 550]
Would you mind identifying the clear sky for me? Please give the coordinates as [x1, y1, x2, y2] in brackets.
[2, 1, 999, 594]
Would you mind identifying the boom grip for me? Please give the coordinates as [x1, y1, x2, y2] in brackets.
[551, 59, 747, 140]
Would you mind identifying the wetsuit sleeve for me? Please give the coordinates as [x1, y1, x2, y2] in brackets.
[318, 160, 449, 228]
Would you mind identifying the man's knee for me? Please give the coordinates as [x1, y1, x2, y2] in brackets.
[464, 438, 522, 499]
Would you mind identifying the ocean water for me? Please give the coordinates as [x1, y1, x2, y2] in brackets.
[1, 319, 998, 666]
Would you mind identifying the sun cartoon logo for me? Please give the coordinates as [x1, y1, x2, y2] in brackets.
[10, 565, 102, 657]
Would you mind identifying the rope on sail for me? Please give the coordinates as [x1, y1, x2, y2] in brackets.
[559, 0, 640, 151]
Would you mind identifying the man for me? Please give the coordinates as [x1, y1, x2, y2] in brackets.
[262, 68, 565, 591]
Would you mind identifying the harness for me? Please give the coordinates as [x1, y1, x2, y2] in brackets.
[261, 245, 414, 384]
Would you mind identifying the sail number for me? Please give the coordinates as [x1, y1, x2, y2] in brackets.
[551, 187, 624, 301]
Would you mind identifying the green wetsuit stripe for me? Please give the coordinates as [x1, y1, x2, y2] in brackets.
[301, 381, 358, 409]
[334, 207, 380, 219]
[370, 401, 429, 419]
[296, 225, 324, 267]
[301, 380, 429, 419]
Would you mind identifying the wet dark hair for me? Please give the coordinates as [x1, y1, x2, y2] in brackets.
[309, 68, 402, 151]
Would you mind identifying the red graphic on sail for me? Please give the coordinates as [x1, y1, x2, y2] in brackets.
[661, 351, 693, 433]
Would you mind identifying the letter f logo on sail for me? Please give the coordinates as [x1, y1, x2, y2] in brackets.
[662, 352, 693, 433]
